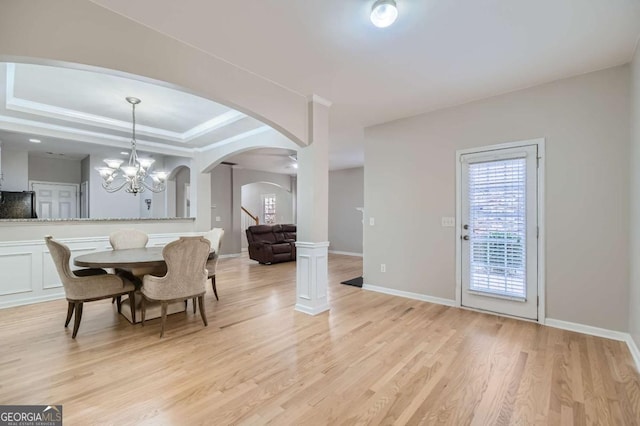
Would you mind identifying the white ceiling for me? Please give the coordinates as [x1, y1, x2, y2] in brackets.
[225, 148, 298, 175]
[2, 1, 640, 174]
[0, 62, 297, 174]
[91, 0, 640, 169]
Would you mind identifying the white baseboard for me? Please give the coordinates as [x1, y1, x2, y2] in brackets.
[358, 288, 640, 373]
[545, 318, 628, 341]
[0, 293, 65, 309]
[546, 318, 640, 373]
[219, 253, 242, 259]
[626, 335, 640, 373]
[328, 250, 363, 257]
[362, 283, 456, 307]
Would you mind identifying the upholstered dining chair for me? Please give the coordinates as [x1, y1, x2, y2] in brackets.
[203, 228, 225, 300]
[45, 236, 136, 338]
[109, 228, 149, 250]
[109, 229, 166, 305]
[140, 236, 210, 338]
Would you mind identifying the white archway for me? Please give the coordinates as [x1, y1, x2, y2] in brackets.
[0, 0, 333, 316]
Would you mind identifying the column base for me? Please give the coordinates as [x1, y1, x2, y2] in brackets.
[295, 241, 330, 316]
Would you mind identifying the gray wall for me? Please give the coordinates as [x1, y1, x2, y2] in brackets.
[329, 167, 364, 254]
[80, 156, 90, 183]
[28, 155, 81, 184]
[210, 164, 234, 255]
[364, 65, 630, 331]
[630, 44, 640, 348]
[175, 166, 191, 218]
[87, 154, 142, 219]
[0, 147, 28, 191]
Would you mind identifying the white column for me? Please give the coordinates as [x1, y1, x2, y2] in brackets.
[192, 158, 212, 231]
[295, 95, 331, 315]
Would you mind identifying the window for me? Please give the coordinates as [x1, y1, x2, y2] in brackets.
[467, 157, 527, 298]
[263, 194, 276, 224]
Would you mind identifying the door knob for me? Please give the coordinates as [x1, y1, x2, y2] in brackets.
[462, 235, 469, 240]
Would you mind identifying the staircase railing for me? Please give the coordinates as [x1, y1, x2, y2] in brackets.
[241, 206, 259, 226]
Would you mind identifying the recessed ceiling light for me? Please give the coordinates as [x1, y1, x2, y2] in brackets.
[120, 151, 129, 155]
[29, 138, 41, 143]
[370, 0, 398, 28]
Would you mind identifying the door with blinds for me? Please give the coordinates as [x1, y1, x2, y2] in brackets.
[460, 145, 538, 320]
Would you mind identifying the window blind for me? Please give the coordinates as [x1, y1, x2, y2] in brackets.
[468, 158, 527, 298]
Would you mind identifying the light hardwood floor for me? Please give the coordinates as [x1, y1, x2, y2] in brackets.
[0, 254, 639, 425]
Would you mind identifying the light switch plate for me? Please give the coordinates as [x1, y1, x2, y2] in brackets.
[441, 217, 455, 227]
[369, 217, 375, 226]
[216, 216, 221, 222]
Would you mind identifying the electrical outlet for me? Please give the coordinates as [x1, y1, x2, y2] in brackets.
[369, 217, 375, 226]
[441, 217, 455, 227]
[381, 263, 386, 273]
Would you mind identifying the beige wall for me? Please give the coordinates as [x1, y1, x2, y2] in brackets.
[630, 43, 640, 347]
[364, 65, 630, 331]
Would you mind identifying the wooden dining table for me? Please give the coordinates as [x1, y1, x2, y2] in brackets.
[74, 246, 169, 270]
[74, 247, 215, 324]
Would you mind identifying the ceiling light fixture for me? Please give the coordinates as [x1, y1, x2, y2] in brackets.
[95, 97, 167, 195]
[29, 138, 41, 143]
[370, 0, 398, 28]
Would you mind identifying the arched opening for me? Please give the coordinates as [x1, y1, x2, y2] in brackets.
[0, 1, 331, 317]
[208, 147, 297, 256]
[240, 181, 294, 250]
[166, 165, 191, 218]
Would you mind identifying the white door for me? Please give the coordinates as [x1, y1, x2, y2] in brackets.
[30, 181, 79, 219]
[460, 145, 538, 320]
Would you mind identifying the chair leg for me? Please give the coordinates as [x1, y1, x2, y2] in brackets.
[129, 291, 136, 324]
[212, 275, 219, 301]
[193, 297, 197, 314]
[141, 297, 146, 326]
[198, 296, 208, 327]
[112, 297, 116, 304]
[65, 302, 75, 327]
[116, 296, 122, 313]
[160, 302, 168, 338]
[72, 302, 83, 338]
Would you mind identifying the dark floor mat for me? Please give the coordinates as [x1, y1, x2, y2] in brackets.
[341, 276, 363, 288]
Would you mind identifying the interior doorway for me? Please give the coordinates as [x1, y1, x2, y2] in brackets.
[30, 181, 79, 219]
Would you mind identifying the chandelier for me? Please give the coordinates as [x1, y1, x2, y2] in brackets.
[95, 97, 167, 195]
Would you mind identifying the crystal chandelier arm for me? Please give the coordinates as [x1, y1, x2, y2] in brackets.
[101, 179, 130, 193]
[141, 179, 166, 193]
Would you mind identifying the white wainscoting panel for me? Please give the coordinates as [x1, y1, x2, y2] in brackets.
[0, 232, 195, 309]
[0, 252, 33, 296]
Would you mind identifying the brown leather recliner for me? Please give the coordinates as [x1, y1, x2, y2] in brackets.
[246, 224, 296, 264]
